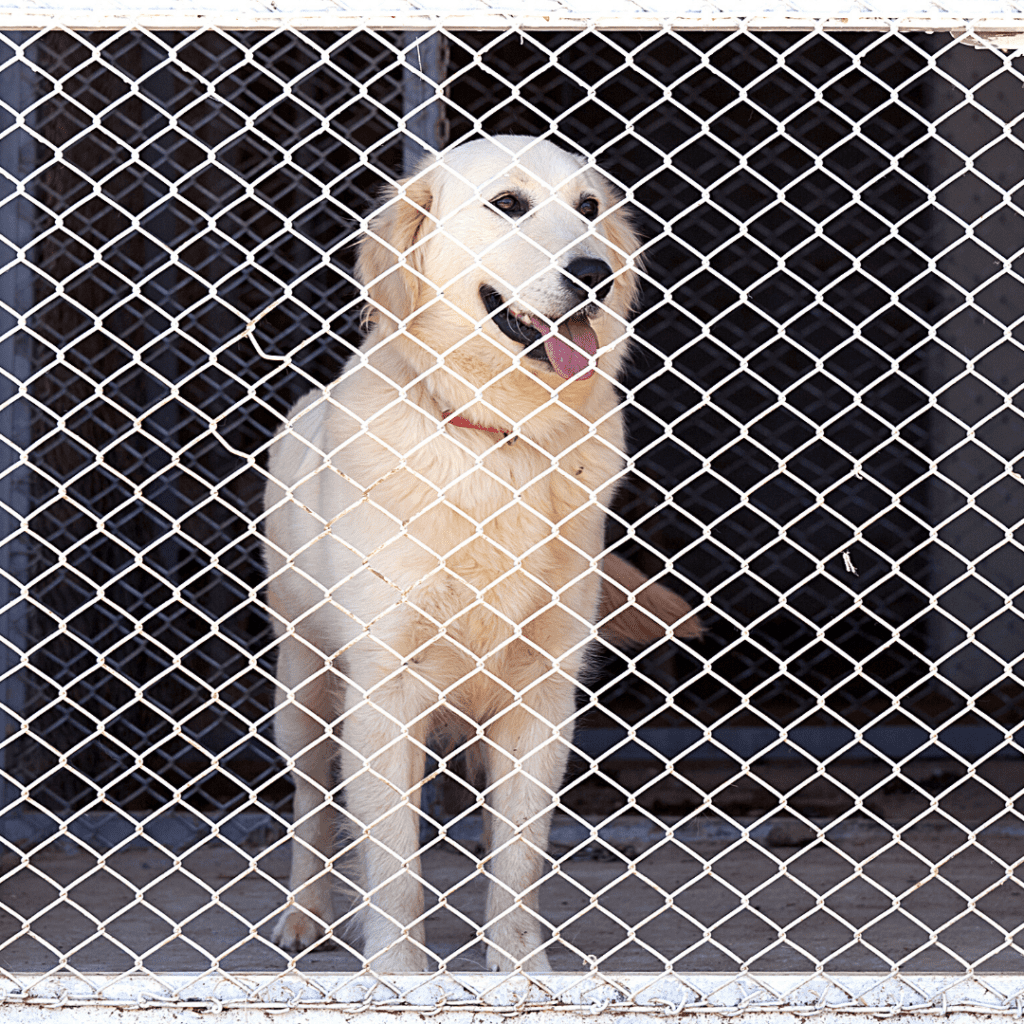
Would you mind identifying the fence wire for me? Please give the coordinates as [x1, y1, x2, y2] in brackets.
[0, 20, 1021, 1009]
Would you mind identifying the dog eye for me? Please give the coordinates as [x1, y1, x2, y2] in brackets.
[578, 197, 599, 220]
[491, 194, 526, 217]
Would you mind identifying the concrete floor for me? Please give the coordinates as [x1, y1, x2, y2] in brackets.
[1, 812, 1021, 975]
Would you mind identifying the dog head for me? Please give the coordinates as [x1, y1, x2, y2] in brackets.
[357, 136, 640, 393]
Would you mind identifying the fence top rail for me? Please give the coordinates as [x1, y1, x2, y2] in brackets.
[0, 0, 1021, 32]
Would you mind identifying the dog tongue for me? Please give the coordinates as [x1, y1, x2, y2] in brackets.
[530, 316, 597, 380]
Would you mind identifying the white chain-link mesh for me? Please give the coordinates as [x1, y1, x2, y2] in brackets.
[0, 14, 1021, 1015]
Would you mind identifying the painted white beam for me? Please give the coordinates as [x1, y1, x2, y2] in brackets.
[0, 0, 1021, 32]
[1, 972, 1023, 1017]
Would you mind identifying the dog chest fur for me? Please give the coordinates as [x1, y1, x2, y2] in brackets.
[267, 356, 624, 667]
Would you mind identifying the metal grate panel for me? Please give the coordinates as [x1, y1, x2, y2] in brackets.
[0, 17, 1021, 1011]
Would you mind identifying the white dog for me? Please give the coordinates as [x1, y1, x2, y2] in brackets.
[262, 136, 700, 973]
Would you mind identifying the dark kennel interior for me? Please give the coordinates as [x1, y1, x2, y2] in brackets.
[0, 27, 1020, 835]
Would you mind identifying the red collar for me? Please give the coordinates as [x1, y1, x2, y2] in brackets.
[442, 410, 514, 441]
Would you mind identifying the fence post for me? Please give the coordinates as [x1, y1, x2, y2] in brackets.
[0, 33, 36, 815]
[927, 43, 1021, 701]
[402, 30, 449, 175]
[401, 29, 449, 829]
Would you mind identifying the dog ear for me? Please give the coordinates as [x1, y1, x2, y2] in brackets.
[357, 175, 434, 330]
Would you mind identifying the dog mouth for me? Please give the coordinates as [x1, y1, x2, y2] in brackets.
[479, 285, 598, 381]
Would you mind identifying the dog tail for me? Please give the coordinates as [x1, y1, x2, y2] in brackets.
[597, 552, 704, 647]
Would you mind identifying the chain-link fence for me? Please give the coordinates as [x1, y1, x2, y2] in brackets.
[0, 16, 1021, 1015]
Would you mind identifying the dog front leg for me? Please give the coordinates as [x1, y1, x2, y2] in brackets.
[271, 636, 337, 952]
[482, 695, 572, 972]
[342, 673, 431, 973]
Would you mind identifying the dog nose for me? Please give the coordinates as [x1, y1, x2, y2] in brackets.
[562, 257, 613, 304]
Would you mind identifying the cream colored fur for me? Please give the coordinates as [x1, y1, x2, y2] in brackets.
[262, 136, 698, 973]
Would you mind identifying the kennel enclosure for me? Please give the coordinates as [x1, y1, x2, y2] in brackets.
[0, 0, 1022, 1017]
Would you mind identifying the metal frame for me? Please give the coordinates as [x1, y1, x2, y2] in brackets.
[0, 3, 1021, 1016]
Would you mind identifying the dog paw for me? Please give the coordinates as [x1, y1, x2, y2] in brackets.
[365, 942, 429, 973]
[272, 907, 328, 952]
[486, 946, 551, 973]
